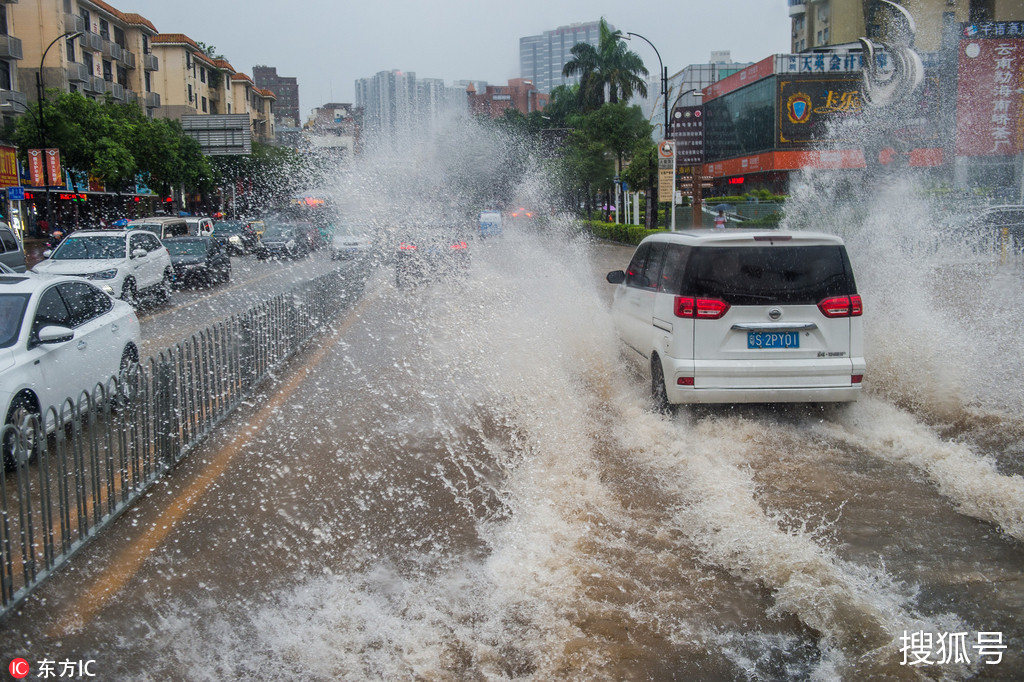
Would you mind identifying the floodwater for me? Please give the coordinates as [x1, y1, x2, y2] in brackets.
[1, 119, 1022, 681]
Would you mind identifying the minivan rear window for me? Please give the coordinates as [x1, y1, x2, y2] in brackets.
[679, 245, 857, 305]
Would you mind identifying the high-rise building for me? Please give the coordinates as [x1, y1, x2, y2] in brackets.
[355, 70, 465, 137]
[253, 65, 299, 127]
[519, 20, 609, 94]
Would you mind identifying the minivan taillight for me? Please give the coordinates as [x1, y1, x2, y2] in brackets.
[674, 296, 730, 319]
[817, 295, 863, 318]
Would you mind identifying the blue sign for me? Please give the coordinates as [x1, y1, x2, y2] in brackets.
[6, 186, 24, 201]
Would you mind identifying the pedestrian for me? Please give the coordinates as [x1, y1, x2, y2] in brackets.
[714, 209, 727, 229]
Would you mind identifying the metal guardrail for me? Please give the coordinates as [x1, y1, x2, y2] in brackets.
[0, 268, 357, 618]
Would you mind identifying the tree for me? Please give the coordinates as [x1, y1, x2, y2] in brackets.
[561, 18, 649, 111]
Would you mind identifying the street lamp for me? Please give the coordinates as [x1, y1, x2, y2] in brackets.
[623, 32, 668, 139]
[36, 30, 83, 224]
[624, 32, 670, 229]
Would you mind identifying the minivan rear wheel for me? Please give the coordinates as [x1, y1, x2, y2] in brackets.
[650, 355, 672, 414]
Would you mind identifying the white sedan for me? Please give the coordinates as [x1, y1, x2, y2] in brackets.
[0, 272, 141, 469]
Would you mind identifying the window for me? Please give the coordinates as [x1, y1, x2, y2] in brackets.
[0, 228, 16, 253]
[625, 242, 652, 289]
[32, 287, 72, 338]
[0, 7, 7, 36]
[188, 83, 193, 103]
[0, 61, 11, 91]
[200, 67, 206, 84]
[145, 71, 151, 93]
[58, 282, 111, 327]
[99, 19, 109, 40]
[142, 35, 149, 55]
[114, 27, 125, 48]
[103, 60, 112, 82]
[66, 39, 76, 63]
[201, 96, 207, 113]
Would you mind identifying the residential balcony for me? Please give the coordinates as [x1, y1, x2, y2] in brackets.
[104, 80, 124, 101]
[122, 50, 135, 70]
[0, 35, 23, 61]
[103, 41, 123, 62]
[84, 75, 105, 94]
[125, 90, 138, 105]
[143, 53, 158, 71]
[65, 62, 90, 83]
[64, 13, 86, 34]
[144, 91, 160, 109]
[788, 0, 806, 16]
[84, 32, 103, 52]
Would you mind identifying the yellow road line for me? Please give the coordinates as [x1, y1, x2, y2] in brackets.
[50, 291, 373, 636]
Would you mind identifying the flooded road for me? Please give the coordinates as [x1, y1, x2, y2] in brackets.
[0, 221, 1021, 681]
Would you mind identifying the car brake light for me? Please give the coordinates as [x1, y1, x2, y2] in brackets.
[818, 295, 863, 318]
[674, 296, 730, 319]
[399, 243, 417, 250]
[677, 377, 695, 386]
[851, 375, 863, 384]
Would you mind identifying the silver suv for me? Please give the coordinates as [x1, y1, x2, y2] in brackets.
[32, 230, 173, 307]
[607, 230, 865, 406]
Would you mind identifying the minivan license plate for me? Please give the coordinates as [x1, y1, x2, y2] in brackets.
[748, 331, 800, 349]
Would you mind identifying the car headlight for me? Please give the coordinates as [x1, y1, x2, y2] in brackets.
[87, 269, 119, 280]
[229, 236, 242, 244]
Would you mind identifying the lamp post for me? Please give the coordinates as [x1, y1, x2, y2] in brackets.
[624, 32, 669, 229]
[36, 30, 83, 224]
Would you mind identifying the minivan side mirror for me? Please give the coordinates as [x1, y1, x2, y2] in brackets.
[131, 248, 147, 259]
[606, 270, 626, 284]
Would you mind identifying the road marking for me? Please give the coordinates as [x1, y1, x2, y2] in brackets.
[50, 289, 376, 636]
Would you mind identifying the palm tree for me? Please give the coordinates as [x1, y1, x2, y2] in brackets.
[562, 41, 604, 111]
[561, 18, 649, 111]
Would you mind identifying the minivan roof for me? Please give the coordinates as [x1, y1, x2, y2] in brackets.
[642, 229, 846, 247]
[127, 216, 185, 224]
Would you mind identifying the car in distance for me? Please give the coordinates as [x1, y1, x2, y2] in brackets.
[183, 216, 214, 237]
[164, 236, 231, 287]
[0, 273, 141, 469]
[394, 223, 471, 288]
[330, 223, 374, 260]
[0, 222, 27, 273]
[255, 223, 310, 260]
[212, 220, 259, 256]
[606, 229, 864, 407]
[31, 229, 173, 308]
[126, 216, 190, 240]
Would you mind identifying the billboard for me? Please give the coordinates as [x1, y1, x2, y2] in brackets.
[669, 105, 704, 166]
[181, 114, 252, 155]
[777, 76, 863, 147]
[955, 27, 1024, 157]
[0, 145, 18, 187]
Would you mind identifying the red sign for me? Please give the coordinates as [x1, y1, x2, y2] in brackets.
[27, 149, 45, 187]
[45, 148, 62, 186]
[0, 145, 17, 187]
[955, 37, 1024, 156]
[704, 56, 776, 101]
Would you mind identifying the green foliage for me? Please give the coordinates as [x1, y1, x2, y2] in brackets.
[13, 91, 213, 195]
[577, 219, 668, 244]
[562, 18, 649, 112]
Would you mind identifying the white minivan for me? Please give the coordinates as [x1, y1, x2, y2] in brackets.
[606, 230, 865, 406]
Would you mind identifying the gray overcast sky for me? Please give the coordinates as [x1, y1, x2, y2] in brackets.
[122, 0, 792, 120]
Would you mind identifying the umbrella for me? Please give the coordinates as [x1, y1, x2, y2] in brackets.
[711, 203, 735, 213]
[112, 218, 128, 227]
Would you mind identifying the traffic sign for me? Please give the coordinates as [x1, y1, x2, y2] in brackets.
[6, 186, 24, 201]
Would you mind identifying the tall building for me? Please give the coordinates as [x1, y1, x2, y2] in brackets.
[787, 0, 1021, 54]
[519, 20, 609, 93]
[355, 70, 464, 137]
[253, 65, 298, 128]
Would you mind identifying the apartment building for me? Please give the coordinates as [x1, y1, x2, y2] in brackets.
[150, 33, 275, 143]
[253, 65, 298, 127]
[11, 0, 159, 112]
[230, 72, 275, 143]
[0, 0, 25, 126]
[788, 0, 1024, 53]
